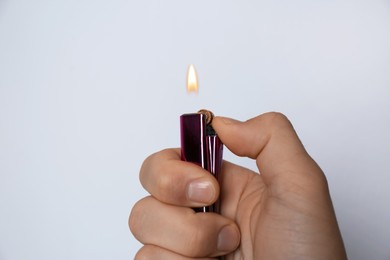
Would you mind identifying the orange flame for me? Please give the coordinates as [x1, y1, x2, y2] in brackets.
[187, 64, 198, 93]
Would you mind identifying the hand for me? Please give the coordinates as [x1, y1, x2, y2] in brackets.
[129, 112, 347, 259]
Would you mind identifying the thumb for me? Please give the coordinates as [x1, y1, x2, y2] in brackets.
[212, 112, 325, 187]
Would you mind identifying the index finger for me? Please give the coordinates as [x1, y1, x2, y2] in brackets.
[139, 148, 220, 207]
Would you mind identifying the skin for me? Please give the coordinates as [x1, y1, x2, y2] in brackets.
[129, 112, 347, 259]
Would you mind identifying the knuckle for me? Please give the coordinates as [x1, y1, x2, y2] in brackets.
[185, 217, 214, 257]
[242, 112, 293, 158]
[139, 148, 186, 204]
[263, 112, 291, 128]
[134, 245, 155, 260]
[139, 151, 159, 181]
[158, 174, 186, 204]
[155, 160, 173, 189]
[128, 197, 151, 240]
[139, 148, 177, 183]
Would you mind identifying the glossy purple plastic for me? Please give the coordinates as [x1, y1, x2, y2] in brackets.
[180, 113, 223, 213]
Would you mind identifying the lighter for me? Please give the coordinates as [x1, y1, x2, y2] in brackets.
[180, 109, 223, 213]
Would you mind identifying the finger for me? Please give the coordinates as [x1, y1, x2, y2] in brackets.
[136, 245, 215, 260]
[129, 196, 240, 258]
[140, 148, 220, 207]
[212, 112, 326, 187]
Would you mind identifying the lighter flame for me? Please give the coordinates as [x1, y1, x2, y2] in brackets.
[187, 64, 198, 93]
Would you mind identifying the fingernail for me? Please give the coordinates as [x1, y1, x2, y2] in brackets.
[187, 179, 215, 204]
[217, 225, 240, 252]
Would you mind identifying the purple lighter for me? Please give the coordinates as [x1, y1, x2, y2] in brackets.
[180, 109, 223, 213]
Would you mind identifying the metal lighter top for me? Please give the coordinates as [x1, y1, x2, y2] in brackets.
[180, 109, 223, 213]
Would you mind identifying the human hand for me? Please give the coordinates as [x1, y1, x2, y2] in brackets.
[129, 112, 347, 259]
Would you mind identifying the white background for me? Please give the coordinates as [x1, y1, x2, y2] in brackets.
[0, 0, 389, 259]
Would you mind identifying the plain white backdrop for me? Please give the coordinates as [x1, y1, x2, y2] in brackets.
[0, 0, 389, 259]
